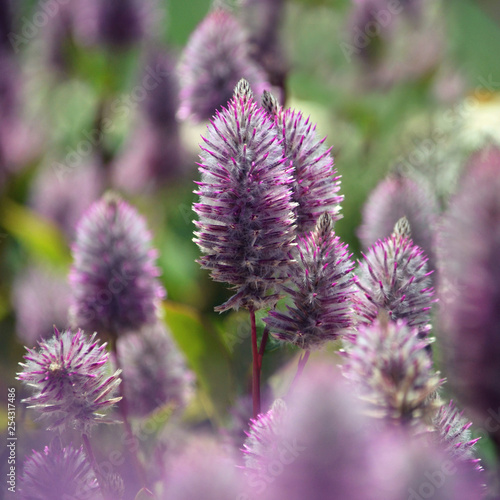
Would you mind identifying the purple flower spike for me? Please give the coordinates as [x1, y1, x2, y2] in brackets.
[355, 217, 436, 333]
[358, 175, 438, 271]
[433, 400, 482, 471]
[19, 438, 100, 500]
[17, 328, 121, 433]
[264, 93, 343, 236]
[116, 322, 194, 417]
[342, 317, 443, 424]
[438, 147, 500, 427]
[69, 193, 165, 338]
[178, 9, 270, 122]
[264, 213, 356, 349]
[193, 80, 297, 312]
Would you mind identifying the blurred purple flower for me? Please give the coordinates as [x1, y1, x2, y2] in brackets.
[12, 265, 70, 347]
[355, 219, 435, 333]
[342, 317, 442, 424]
[74, 0, 158, 48]
[19, 438, 101, 500]
[243, 398, 287, 475]
[434, 400, 482, 471]
[264, 96, 343, 236]
[30, 162, 103, 240]
[112, 50, 184, 192]
[17, 328, 121, 433]
[370, 429, 484, 500]
[264, 213, 356, 349]
[162, 437, 246, 500]
[438, 147, 500, 429]
[116, 322, 194, 417]
[69, 193, 165, 338]
[193, 80, 296, 312]
[239, 0, 288, 101]
[358, 175, 438, 271]
[258, 363, 375, 500]
[178, 9, 270, 122]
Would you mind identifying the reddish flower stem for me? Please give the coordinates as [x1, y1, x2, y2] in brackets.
[258, 327, 269, 370]
[249, 308, 261, 419]
[289, 350, 311, 395]
[82, 433, 104, 489]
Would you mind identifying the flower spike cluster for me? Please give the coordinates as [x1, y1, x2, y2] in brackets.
[355, 218, 436, 333]
[17, 327, 121, 433]
[69, 193, 165, 339]
[193, 80, 297, 312]
[263, 91, 343, 236]
[264, 213, 356, 349]
[342, 317, 443, 424]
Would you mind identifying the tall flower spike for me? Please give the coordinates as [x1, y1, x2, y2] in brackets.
[342, 317, 443, 424]
[17, 327, 122, 433]
[264, 92, 343, 236]
[193, 80, 297, 312]
[433, 400, 482, 471]
[69, 193, 165, 338]
[178, 9, 269, 122]
[19, 438, 100, 500]
[116, 322, 194, 417]
[438, 147, 500, 430]
[264, 213, 356, 349]
[357, 175, 438, 271]
[354, 217, 436, 333]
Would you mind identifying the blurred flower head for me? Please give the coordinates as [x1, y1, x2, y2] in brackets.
[343, 317, 442, 425]
[116, 322, 194, 417]
[19, 438, 100, 500]
[31, 162, 103, 240]
[69, 193, 165, 338]
[12, 264, 70, 346]
[178, 9, 270, 122]
[193, 80, 297, 312]
[438, 147, 500, 426]
[17, 328, 121, 433]
[264, 213, 356, 349]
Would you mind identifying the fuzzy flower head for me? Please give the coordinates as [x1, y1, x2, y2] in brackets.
[116, 322, 194, 417]
[178, 9, 269, 122]
[355, 218, 436, 333]
[433, 400, 482, 471]
[242, 398, 288, 477]
[19, 438, 100, 500]
[342, 317, 443, 425]
[17, 327, 121, 433]
[264, 213, 356, 349]
[263, 92, 343, 236]
[438, 147, 500, 425]
[69, 193, 165, 338]
[357, 175, 438, 270]
[193, 80, 297, 312]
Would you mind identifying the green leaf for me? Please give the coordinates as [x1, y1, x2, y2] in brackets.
[0, 200, 70, 267]
[162, 302, 234, 423]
